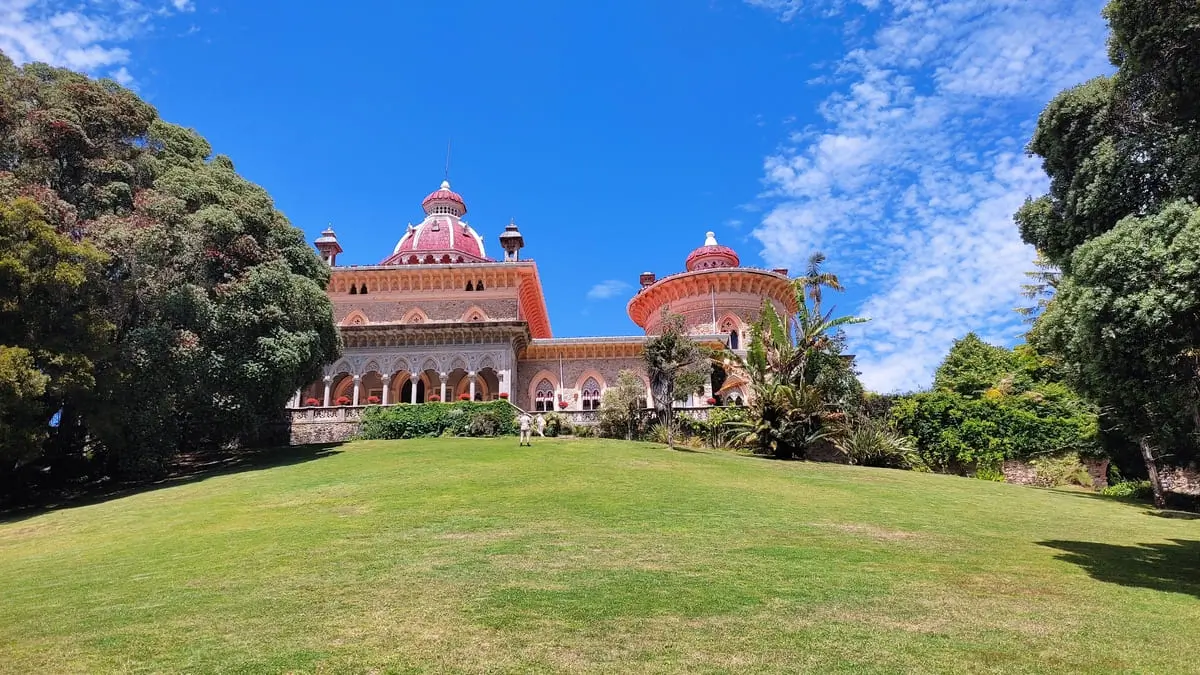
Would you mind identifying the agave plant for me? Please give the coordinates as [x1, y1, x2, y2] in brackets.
[831, 416, 919, 468]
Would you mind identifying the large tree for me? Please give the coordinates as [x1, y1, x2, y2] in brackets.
[1014, 0, 1200, 506]
[0, 55, 339, 486]
[644, 312, 709, 449]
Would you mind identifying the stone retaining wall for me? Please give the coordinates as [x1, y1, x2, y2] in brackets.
[288, 407, 363, 445]
[1160, 466, 1200, 496]
[1002, 456, 1110, 489]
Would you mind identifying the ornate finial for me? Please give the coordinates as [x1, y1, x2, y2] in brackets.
[440, 179, 451, 190]
[705, 231, 718, 246]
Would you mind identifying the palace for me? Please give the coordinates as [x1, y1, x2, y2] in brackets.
[288, 179, 796, 438]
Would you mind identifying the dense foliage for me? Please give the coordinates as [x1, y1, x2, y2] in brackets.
[357, 402, 517, 440]
[0, 56, 338, 497]
[598, 369, 650, 440]
[1015, 0, 1200, 505]
[891, 336, 1099, 475]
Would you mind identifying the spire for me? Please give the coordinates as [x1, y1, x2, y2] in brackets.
[704, 231, 718, 246]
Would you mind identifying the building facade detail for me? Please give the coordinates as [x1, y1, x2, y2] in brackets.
[293, 180, 798, 417]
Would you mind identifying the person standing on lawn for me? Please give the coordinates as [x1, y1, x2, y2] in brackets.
[518, 411, 532, 446]
[536, 414, 547, 438]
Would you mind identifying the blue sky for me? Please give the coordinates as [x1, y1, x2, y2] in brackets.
[1, 0, 1111, 392]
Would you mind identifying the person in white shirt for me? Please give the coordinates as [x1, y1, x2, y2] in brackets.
[518, 412, 532, 446]
[536, 414, 547, 438]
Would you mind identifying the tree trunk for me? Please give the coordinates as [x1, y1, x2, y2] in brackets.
[1139, 435, 1167, 509]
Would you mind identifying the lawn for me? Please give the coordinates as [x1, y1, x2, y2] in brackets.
[1, 438, 1198, 674]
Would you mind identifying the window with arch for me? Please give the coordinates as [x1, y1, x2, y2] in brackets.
[720, 317, 740, 350]
[465, 281, 474, 291]
[349, 285, 357, 295]
[580, 378, 601, 410]
[359, 283, 368, 295]
[534, 379, 555, 412]
[476, 279, 485, 291]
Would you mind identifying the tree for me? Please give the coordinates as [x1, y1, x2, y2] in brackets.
[1015, 251, 1060, 323]
[599, 370, 647, 440]
[726, 253, 866, 459]
[644, 312, 709, 448]
[0, 55, 339, 488]
[0, 198, 110, 489]
[933, 334, 1017, 397]
[1015, 1, 1200, 506]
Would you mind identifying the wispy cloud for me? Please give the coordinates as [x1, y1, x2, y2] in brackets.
[745, 0, 1111, 392]
[586, 280, 632, 301]
[0, 0, 196, 84]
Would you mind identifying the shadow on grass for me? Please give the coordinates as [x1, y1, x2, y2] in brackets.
[0, 443, 343, 526]
[1040, 538, 1200, 598]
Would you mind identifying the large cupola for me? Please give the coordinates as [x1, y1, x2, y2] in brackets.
[383, 180, 488, 265]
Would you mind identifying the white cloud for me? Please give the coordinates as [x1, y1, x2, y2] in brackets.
[586, 280, 633, 301]
[0, 0, 196, 84]
[746, 0, 1111, 392]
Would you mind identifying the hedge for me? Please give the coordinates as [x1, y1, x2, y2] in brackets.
[358, 401, 518, 439]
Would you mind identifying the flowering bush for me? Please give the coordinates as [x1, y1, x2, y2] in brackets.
[429, 394, 441, 402]
[706, 397, 718, 406]
[459, 393, 471, 401]
[499, 392, 509, 399]
[366, 395, 380, 404]
[304, 397, 320, 406]
[335, 396, 351, 406]
[558, 400, 569, 409]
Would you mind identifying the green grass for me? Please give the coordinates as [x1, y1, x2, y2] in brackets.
[1, 438, 1198, 674]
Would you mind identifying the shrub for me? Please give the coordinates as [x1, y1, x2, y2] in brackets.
[832, 417, 918, 468]
[1030, 452, 1095, 488]
[542, 412, 566, 437]
[358, 401, 517, 439]
[573, 424, 595, 437]
[1100, 480, 1153, 500]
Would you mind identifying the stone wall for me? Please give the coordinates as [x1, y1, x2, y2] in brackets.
[1160, 466, 1200, 496]
[287, 408, 362, 445]
[1002, 456, 1110, 489]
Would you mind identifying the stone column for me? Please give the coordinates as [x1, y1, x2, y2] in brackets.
[323, 376, 332, 407]
[440, 373, 448, 402]
[291, 389, 301, 408]
[498, 369, 510, 398]
[381, 375, 390, 405]
[468, 371, 477, 401]
[352, 374, 361, 406]
[410, 375, 419, 404]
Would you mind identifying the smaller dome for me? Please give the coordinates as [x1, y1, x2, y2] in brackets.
[421, 180, 467, 217]
[685, 231, 740, 271]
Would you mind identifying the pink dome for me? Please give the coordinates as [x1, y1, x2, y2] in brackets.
[685, 232, 740, 271]
[382, 180, 489, 265]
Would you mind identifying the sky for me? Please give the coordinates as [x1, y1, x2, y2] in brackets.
[0, 0, 1113, 392]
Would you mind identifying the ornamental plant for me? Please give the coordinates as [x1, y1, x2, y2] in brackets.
[459, 393, 471, 401]
[706, 397, 718, 406]
[499, 392, 509, 399]
[558, 400, 569, 409]
[366, 395, 380, 405]
[305, 397, 320, 406]
[429, 394, 441, 402]
[335, 396, 351, 406]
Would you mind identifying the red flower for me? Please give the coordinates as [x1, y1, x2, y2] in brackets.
[499, 392, 509, 399]
[558, 400, 569, 409]
[304, 397, 320, 406]
[429, 394, 441, 402]
[335, 396, 351, 406]
[459, 393, 471, 401]
[366, 395, 380, 404]
[706, 397, 717, 406]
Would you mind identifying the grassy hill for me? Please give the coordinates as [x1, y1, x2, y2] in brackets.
[1, 438, 1197, 673]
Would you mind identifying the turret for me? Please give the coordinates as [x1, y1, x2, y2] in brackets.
[315, 226, 342, 266]
[499, 219, 525, 261]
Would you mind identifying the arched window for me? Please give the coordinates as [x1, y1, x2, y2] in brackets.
[720, 317, 740, 350]
[360, 283, 368, 295]
[534, 379, 555, 412]
[580, 378, 601, 410]
[465, 281, 474, 291]
[349, 285, 357, 295]
[476, 279, 485, 291]
[729, 330, 739, 350]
